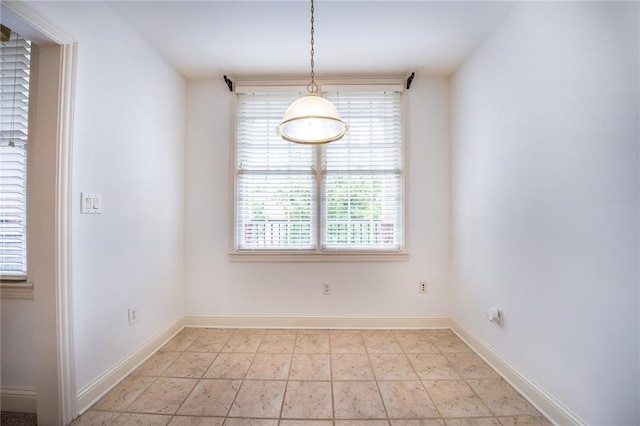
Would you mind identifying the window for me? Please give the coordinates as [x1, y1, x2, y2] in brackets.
[234, 84, 404, 256]
[0, 28, 30, 279]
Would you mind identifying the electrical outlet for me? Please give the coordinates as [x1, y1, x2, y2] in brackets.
[322, 282, 331, 295]
[128, 306, 138, 325]
[419, 281, 427, 294]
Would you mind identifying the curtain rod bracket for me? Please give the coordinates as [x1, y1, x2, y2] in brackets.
[406, 72, 415, 90]
[223, 75, 233, 92]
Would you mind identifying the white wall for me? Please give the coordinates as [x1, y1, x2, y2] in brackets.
[451, 2, 639, 424]
[24, 1, 186, 393]
[184, 76, 451, 317]
[0, 299, 36, 390]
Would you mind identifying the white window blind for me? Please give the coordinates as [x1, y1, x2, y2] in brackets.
[0, 30, 30, 278]
[235, 86, 404, 253]
[236, 90, 317, 250]
[323, 89, 403, 251]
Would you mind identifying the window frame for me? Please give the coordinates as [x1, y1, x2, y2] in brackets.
[0, 29, 32, 283]
[230, 80, 409, 262]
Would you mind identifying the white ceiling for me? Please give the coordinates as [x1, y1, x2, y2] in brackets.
[108, 1, 515, 80]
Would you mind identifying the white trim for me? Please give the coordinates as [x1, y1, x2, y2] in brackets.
[56, 40, 77, 425]
[0, 388, 37, 414]
[451, 319, 586, 426]
[0, 281, 34, 299]
[184, 314, 450, 329]
[228, 251, 410, 263]
[75, 316, 185, 415]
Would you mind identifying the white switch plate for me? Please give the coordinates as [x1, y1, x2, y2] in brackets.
[81, 192, 102, 214]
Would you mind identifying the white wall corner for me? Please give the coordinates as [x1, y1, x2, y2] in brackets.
[0, 388, 37, 414]
[74, 316, 185, 416]
[451, 319, 586, 426]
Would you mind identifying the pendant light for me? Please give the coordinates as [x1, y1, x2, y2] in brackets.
[276, 0, 348, 144]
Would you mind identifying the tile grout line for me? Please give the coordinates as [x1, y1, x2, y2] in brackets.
[362, 331, 391, 422]
[277, 329, 298, 422]
[223, 330, 267, 420]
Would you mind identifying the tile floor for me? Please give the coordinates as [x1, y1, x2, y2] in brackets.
[72, 328, 551, 425]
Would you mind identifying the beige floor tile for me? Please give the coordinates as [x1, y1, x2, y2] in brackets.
[423, 380, 492, 418]
[161, 330, 200, 352]
[331, 332, 367, 353]
[395, 333, 440, 354]
[332, 353, 375, 380]
[228, 380, 286, 418]
[177, 379, 241, 416]
[223, 420, 278, 426]
[203, 353, 253, 379]
[467, 379, 539, 417]
[289, 353, 331, 380]
[264, 328, 297, 334]
[186, 330, 231, 352]
[407, 354, 460, 380]
[71, 410, 121, 425]
[134, 352, 181, 377]
[497, 416, 553, 426]
[162, 352, 217, 378]
[113, 413, 172, 425]
[429, 335, 472, 354]
[295, 333, 330, 353]
[297, 329, 330, 334]
[93, 375, 155, 411]
[337, 421, 391, 426]
[246, 353, 292, 380]
[363, 333, 403, 354]
[333, 381, 386, 419]
[391, 421, 445, 426]
[258, 334, 296, 353]
[128, 377, 197, 414]
[370, 354, 418, 380]
[222, 334, 264, 352]
[377, 381, 438, 419]
[281, 381, 333, 419]
[168, 416, 225, 425]
[424, 330, 456, 338]
[280, 421, 333, 426]
[444, 353, 498, 379]
[445, 419, 501, 426]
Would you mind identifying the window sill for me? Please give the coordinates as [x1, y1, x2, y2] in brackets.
[1, 281, 34, 300]
[228, 251, 410, 263]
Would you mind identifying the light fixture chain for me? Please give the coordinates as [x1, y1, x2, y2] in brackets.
[309, 0, 316, 93]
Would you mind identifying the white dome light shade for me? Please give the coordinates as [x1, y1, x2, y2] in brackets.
[277, 94, 348, 144]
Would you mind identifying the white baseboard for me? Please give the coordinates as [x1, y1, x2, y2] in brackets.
[451, 319, 585, 426]
[0, 388, 37, 413]
[184, 314, 452, 329]
[75, 316, 185, 415]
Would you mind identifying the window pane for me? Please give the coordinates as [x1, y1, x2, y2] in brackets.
[237, 174, 315, 250]
[323, 173, 402, 250]
[0, 30, 30, 277]
[322, 90, 403, 251]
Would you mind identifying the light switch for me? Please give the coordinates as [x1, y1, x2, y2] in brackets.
[81, 193, 102, 214]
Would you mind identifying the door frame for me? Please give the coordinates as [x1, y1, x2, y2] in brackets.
[2, 2, 77, 424]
